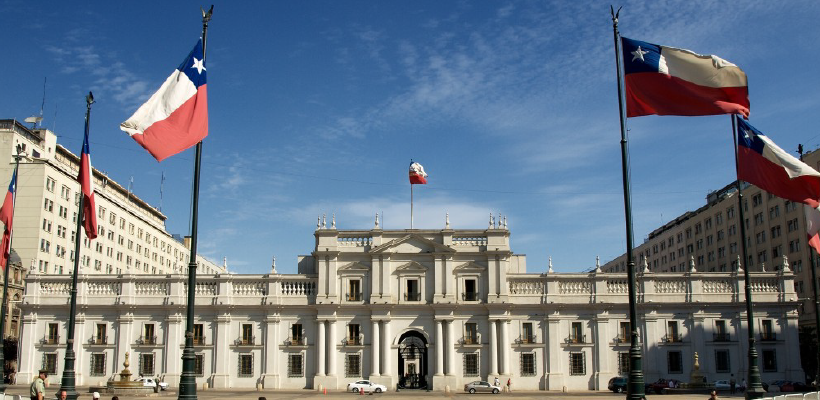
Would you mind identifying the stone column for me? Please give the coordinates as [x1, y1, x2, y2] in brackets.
[372, 320, 381, 377]
[500, 319, 509, 375]
[545, 316, 565, 390]
[317, 320, 326, 376]
[212, 314, 231, 388]
[115, 313, 134, 378]
[263, 316, 279, 388]
[381, 320, 391, 376]
[445, 320, 455, 376]
[435, 320, 444, 376]
[489, 319, 498, 376]
[164, 314, 183, 386]
[328, 320, 337, 376]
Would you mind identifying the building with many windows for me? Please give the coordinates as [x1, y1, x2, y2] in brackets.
[18, 222, 803, 391]
[601, 147, 820, 333]
[0, 119, 226, 278]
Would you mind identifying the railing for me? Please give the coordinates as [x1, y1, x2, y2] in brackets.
[760, 332, 777, 341]
[135, 335, 157, 345]
[343, 334, 363, 345]
[235, 336, 256, 346]
[566, 335, 586, 344]
[662, 334, 683, 343]
[459, 333, 481, 345]
[193, 336, 207, 346]
[404, 292, 421, 301]
[337, 237, 372, 247]
[346, 292, 362, 301]
[613, 336, 629, 344]
[462, 292, 479, 301]
[89, 336, 108, 345]
[713, 333, 731, 342]
[452, 236, 487, 246]
[515, 334, 538, 344]
[40, 336, 60, 345]
[286, 336, 305, 346]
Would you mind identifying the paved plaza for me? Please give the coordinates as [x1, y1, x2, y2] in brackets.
[2, 384, 756, 400]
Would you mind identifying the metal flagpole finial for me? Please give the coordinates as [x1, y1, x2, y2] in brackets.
[201, 5, 214, 23]
[86, 91, 95, 106]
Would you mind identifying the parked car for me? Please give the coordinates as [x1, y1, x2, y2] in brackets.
[608, 377, 627, 393]
[134, 377, 168, 390]
[769, 380, 791, 392]
[463, 381, 501, 394]
[714, 380, 731, 390]
[645, 378, 680, 394]
[347, 380, 386, 393]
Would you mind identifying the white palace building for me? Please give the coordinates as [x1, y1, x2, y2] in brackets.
[17, 221, 804, 391]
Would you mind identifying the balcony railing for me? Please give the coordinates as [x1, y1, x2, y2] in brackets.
[346, 292, 362, 301]
[515, 334, 538, 344]
[193, 336, 207, 346]
[613, 336, 629, 344]
[458, 333, 482, 345]
[404, 292, 421, 301]
[136, 335, 157, 345]
[343, 334, 363, 346]
[760, 332, 777, 341]
[462, 292, 479, 302]
[662, 334, 683, 343]
[41, 336, 60, 345]
[566, 335, 586, 344]
[286, 336, 305, 346]
[713, 333, 731, 342]
[89, 336, 108, 345]
[234, 336, 256, 346]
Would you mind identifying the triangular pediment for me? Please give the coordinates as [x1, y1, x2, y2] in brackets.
[395, 261, 428, 272]
[369, 234, 455, 255]
[453, 261, 486, 273]
[338, 262, 370, 271]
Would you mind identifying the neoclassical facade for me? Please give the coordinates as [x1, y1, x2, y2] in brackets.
[18, 224, 804, 391]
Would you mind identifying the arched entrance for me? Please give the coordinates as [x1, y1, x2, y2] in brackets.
[397, 330, 428, 389]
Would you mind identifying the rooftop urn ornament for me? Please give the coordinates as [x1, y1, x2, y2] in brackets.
[331, 213, 336, 229]
[782, 255, 790, 272]
[502, 215, 507, 229]
[445, 213, 450, 229]
[548, 257, 554, 274]
[689, 255, 696, 273]
[317, 216, 321, 229]
[271, 256, 277, 274]
[488, 212, 494, 229]
[322, 214, 326, 229]
[642, 256, 650, 273]
[761, 262, 766, 272]
[594, 256, 601, 273]
[375, 212, 380, 228]
[736, 255, 743, 272]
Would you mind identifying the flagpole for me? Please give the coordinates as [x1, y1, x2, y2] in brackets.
[411, 183, 414, 229]
[179, 6, 212, 400]
[0, 145, 23, 395]
[731, 114, 766, 399]
[610, 7, 645, 399]
[58, 92, 94, 400]
[797, 145, 820, 388]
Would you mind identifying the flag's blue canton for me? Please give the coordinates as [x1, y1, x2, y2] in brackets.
[7, 170, 15, 193]
[177, 39, 207, 88]
[82, 131, 91, 154]
[736, 118, 765, 154]
[621, 37, 662, 75]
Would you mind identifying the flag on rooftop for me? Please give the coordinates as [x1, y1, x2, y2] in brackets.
[120, 39, 208, 162]
[79, 128, 98, 239]
[409, 161, 428, 184]
[736, 118, 820, 208]
[621, 37, 749, 118]
[0, 169, 17, 269]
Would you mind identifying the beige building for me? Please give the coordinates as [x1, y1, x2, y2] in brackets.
[602, 148, 820, 330]
[1, 250, 25, 340]
[0, 119, 226, 278]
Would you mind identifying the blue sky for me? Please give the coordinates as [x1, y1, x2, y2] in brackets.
[2, 0, 819, 274]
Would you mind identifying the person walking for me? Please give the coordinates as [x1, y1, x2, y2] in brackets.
[506, 378, 511, 393]
[494, 377, 500, 387]
[730, 379, 736, 394]
[29, 369, 47, 400]
[708, 390, 719, 399]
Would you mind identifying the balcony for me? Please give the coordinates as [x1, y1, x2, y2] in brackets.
[193, 336, 207, 346]
[404, 292, 421, 301]
[515, 333, 538, 345]
[458, 333, 482, 346]
[89, 336, 108, 345]
[613, 336, 629, 344]
[566, 335, 586, 344]
[343, 334, 363, 346]
[346, 292, 362, 302]
[662, 334, 683, 343]
[234, 336, 256, 346]
[40, 336, 60, 345]
[462, 292, 479, 302]
[760, 332, 777, 341]
[285, 336, 306, 346]
[135, 335, 157, 345]
[713, 333, 731, 342]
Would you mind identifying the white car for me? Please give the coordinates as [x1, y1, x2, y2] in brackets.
[347, 380, 386, 393]
[134, 377, 169, 391]
[713, 380, 731, 390]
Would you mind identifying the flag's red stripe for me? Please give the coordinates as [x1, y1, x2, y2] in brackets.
[809, 233, 820, 255]
[409, 175, 427, 185]
[133, 85, 209, 162]
[625, 73, 749, 118]
[0, 187, 12, 269]
[80, 152, 98, 239]
[738, 146, 820, 208]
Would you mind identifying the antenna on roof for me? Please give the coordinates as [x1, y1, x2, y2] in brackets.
[25, 77, 47, 129]
[40, 77, 47, 125]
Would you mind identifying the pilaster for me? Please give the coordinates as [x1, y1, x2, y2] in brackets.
[262, 316, 280, 388]
[211, 314, 231, 388]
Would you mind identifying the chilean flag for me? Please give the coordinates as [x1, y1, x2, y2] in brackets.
[79, 129, 98, 239]
[737, 118, 820, 209]
[621, 37, 749, 118]
[120, 39, 208, 162]
[805, 206, 820, 255]
[409, 161, 428, 184]
[0, 168, 17, 270]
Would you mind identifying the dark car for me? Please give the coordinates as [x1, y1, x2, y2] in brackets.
[608, 377, 627, 393]
[645, 378, 680, 394]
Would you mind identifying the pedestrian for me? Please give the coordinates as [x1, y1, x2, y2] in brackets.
[58, 391, 67, 400]
[708, 390, 719, 399]
[506, 377, 511, 393]
[92, 392, 100, 399]
[494, 377, 500, 387]
[29, 369, 47, 400]
[742, 379, 747, 392]
[730, 379, 736, 394]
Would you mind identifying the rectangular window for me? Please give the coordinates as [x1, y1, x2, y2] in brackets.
[714, 320, 728, 341]
[292, 323, 303, 344]
[667, 351, 683, 374]
[345, 354, 361, 378]
[618, 352, 630, 375]
[95, 323, 107, 345]
[405, 279, 420, 301]
[569, 352, 584, 376]
[347, 324, 361, 345]
[238, 354, 253, 377]
[666, 321, 680, 342]
[762, 350, 777, 372]
[521, 353, 536, 376]
[464, 322, 478, 344]
[463, 353, 479, 377]
[194, 354, 205, 376]
[143, 323, 155, 344]
[43, 353, 58, 374]
[47, 323, 59, 344]
[90, 353, 106, 376]
[463, 279, 477, 301]
[522, 322, 534, 344]
[288, 354, 304, 377]
[715, 350, 730, 373]
[140, 353, 155, 376]
[570, 322, 584, 343]
[761, 320, 775, 341]
[241, 324, 253, 345]
[347, 279, 361, 301]
[193, 323, 205, 345]
[618, 322, 630, 343]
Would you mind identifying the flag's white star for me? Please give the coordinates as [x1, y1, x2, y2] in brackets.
[743, 128, 753, 140]
[191, 57, 206, 74]
[631, 46, 648, 62]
